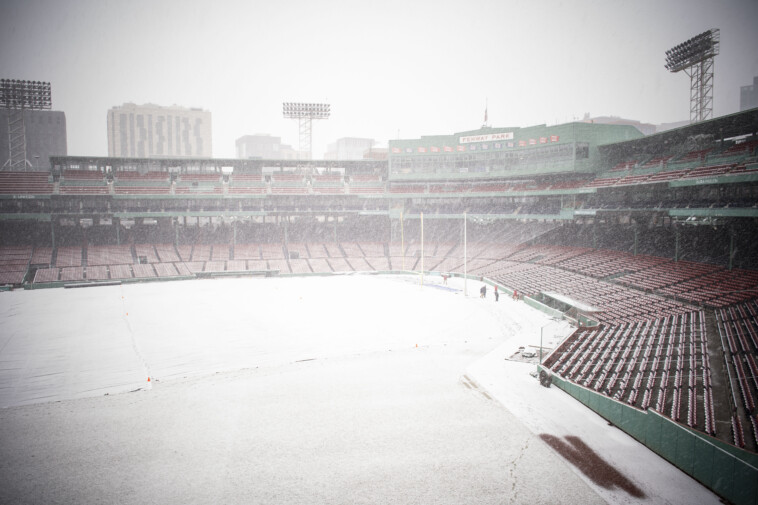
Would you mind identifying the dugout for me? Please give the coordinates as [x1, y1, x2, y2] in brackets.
[535, 291, 601, 327]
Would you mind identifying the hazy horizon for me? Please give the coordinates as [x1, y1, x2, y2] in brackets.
[2, 0, 757, 159]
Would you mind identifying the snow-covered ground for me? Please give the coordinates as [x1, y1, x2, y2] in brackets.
[0, 274, 720, 504]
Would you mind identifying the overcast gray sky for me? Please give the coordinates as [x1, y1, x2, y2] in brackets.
[2, 0, 757, 159]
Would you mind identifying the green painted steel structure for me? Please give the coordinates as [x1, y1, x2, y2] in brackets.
[388, 123, 643, 179]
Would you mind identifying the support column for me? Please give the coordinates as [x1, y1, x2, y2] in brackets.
[674, 227, 680, 262]
[400, 212, 405, 271]
[463, 212, 467, 297]
[633, 227, 639, 256]
[592, 226, 597, 249]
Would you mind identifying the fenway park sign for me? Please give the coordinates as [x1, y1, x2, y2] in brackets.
[459, 132, 514, 144]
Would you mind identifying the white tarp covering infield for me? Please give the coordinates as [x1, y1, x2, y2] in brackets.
[0, 275, 720, 504]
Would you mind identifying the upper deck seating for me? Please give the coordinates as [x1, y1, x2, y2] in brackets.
[114, 171, 169, 182]
[389, 184, 426, 194]
[0, 171, 54, 195]
[60, 169, 109, 195]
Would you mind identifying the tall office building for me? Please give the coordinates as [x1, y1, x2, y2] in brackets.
[107, 103, 212, 158]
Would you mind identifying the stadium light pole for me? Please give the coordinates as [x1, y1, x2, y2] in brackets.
[463, 212, 467, 297]
[1, 79, 52, 170]
[282, 102, 330, 161]
[665, 29, 720, 123]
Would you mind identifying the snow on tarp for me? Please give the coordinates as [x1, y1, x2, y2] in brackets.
[0, 275, 506, 408]
[0, 274, 720, 505]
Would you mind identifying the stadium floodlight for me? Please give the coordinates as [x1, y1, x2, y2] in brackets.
[664, 29, 720, 123]
[0, 79, 52, 110]
[283, 102, 331, 160]
[1, 79, 52, 170]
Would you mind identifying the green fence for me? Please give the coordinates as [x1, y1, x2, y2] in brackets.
[546, 370, 758, 505]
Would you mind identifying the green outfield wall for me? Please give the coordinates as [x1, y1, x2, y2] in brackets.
[545, 370, 758, 505]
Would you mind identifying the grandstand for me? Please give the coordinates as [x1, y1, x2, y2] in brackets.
[1, 109, 758, 504]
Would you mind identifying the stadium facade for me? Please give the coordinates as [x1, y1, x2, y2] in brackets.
[388, 122, 644, 178]
[107, 103, 212, 158]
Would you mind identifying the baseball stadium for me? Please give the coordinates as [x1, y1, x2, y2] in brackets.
[1, 103, 757, 503]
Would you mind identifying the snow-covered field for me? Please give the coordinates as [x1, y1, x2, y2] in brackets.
[0, 274, 720, 504]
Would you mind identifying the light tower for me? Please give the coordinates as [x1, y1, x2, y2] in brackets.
[665, 29, 720, 124]
[282, 102, 330, 160]
[1, 79, 52, 170]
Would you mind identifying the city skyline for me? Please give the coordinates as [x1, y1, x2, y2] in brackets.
[2, 0, 757, 160]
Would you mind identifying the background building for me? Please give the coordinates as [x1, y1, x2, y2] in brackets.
[1, 109, 67, 170]
[1, 79, 66, 170]
[363, 147, 388, 160]
[324, 137, 375, 160]
[580, 114, 657, 135]
[740, 76, 758, 111]
[235, 134, 302, 160]
[107, 103, 212, 158]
